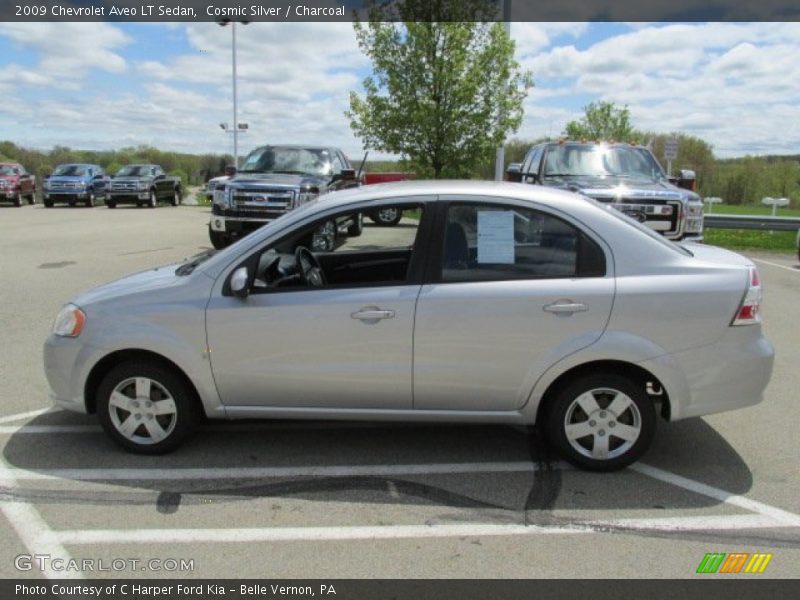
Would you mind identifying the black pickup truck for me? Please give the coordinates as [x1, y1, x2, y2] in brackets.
[106, 164, 182, 208]
[507, 141, 704, 241]
[209, 145, 361, 249]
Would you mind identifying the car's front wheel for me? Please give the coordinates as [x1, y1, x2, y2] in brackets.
[208, 225, 230, 249]
[171, 187, 182, 206]
[148, 190, 157, 208]
[543, 373, 655, 471]
[96, 360, 200, 454]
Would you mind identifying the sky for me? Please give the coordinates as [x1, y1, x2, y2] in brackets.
[1, 21, 799, 161]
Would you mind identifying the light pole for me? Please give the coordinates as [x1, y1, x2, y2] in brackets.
[494, 0, 511, 181]
[217, 19, 248, 168]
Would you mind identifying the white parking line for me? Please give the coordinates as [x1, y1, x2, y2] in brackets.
[0, 469, 82, 580]
[751, 257, 799, 273]
[54, 513, 791, 546]
[0, 408, 55, 424]
[632, 463, 800, 527]
[0, 425, 99, 434]
[0, 460, 540, 481]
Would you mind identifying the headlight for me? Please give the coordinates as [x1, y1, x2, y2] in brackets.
[137, 181, 148, 190]
[0, 180, 7, 188]
[296, 191, 319, 207]
[52, 304, 86, 337]
[686, 203, 703, 217]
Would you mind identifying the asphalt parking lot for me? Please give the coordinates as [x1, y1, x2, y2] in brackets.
[0, 203, 798, 580]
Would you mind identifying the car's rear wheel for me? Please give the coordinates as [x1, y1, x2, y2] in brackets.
[370, 207, 402, 226]
[543, 373, 655, 471]
[97, 360, 200, 455]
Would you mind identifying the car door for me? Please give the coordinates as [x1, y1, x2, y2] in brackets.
[205, 200, 431, 410]
[413, 198, 614, 412]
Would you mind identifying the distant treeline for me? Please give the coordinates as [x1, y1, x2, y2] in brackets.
[2, 139, 798, 206]
[0, 141, 234, 189]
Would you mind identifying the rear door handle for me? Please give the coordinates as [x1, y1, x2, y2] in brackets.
[351, 307, 396, 321]
[543, 301, 588, 315]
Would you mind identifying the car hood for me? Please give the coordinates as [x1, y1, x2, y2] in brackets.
[545, 175, 685, 200]
[681, 243, 754, 268]
[72, 263, 192, 308]
[112, 177, 147, 183]
[228, 172, 329, 188]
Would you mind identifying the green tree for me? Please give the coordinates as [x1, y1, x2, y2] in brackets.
[347, 0, 533, 178]
[564, 102, 639, 143]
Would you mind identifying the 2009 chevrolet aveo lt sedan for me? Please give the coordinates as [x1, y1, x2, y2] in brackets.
[44, 181, 774, 470]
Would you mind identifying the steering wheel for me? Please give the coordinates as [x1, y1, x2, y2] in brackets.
[295, 246, 326, 287]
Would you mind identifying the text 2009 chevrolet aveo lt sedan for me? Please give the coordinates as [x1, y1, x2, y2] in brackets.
[44, 181, 774, 471]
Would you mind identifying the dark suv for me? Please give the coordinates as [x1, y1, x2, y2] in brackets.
[507, 141, 704, 241]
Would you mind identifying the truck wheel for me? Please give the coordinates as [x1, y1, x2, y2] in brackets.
[148, 190, 157, 208]
[208, 225, 230, 249]
[106, 200, 116, 209]
[96, 360, 201, 455]
[542, 373, 656, 472]
[370, 208, 402, 226]
[68, 199, 76, 208]
[85, 191, 95, 208]
[171, 188, 182, 207]
[347, 213, 363, 237]
[27, 191, 35, 205]
[44, 198, 53, 208]
[13, 193, 22, 207]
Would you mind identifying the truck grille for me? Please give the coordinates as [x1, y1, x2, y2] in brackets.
[608, 199, 682, 236]
[111, 181, 138, 191]
[232, 188, 294, 211]
[49, 181, 80, 190]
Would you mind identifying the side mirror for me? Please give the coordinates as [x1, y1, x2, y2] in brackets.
[505, 163, 523, 183]
[93, 174, 103, 180]
[230, 266, 250, 298]
[677, 169, 696, 191]
[155, 173, 166, 180]
[224, 166, 237, 177]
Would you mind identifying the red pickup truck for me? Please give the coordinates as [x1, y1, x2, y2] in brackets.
[0, 162, 36, 206]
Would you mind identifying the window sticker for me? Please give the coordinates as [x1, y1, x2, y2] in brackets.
[477, 210, 515, 264]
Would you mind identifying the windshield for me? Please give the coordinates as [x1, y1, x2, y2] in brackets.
[0, 165, 18, 176]
[239, 146, 331, 177]
[116, 166, 147, 177]
[53, 165, 87, 177]
[543, 145, 665, 180]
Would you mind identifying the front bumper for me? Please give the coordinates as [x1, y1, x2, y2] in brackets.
[43, 191, 92, 201]
[43, 334, 107, 414]
[209, 213, 275, 234]
[108, 191, 150, 203]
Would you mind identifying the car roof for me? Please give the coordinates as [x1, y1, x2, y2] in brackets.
[57, 163, 99, 168]
[249, 144, 336, 151]
[0, 162, 21, 167]
[540, 141, 648, 150]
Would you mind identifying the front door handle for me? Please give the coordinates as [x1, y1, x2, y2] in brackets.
[543, 301, 588, 315]
[351, 307, 396, 321]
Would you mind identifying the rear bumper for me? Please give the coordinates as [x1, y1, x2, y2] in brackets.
[639, 328, 774, 421]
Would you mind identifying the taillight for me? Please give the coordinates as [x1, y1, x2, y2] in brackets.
[731, 267, 762, 326]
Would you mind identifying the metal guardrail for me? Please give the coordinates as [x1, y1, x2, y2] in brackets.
[703, 214, 800, 232]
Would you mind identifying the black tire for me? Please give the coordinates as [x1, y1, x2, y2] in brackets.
[27, 191, 35, 205]
[208, 225, 230, 249]
[171, 187, 182, 207]
[85, 191, 95, 208]
[369, 207, 402, 226]
[347, 213, 363, 237]
[106, 200, 116, 208]
[68, 199, 76, 207]
[96, 360, 200, 455]
[148, 189, 157, 208]
[542, 372, 656, 472]
[13, 193, 22, 207]
[44, 198, 53, 208]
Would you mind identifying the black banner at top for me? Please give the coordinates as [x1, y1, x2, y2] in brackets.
[2, 0, 800, 22]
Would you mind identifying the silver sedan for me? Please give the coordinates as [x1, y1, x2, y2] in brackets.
[43, 181, 774, 470]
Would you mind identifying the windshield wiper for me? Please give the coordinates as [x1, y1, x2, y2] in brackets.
[175, 250, 218, 276]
